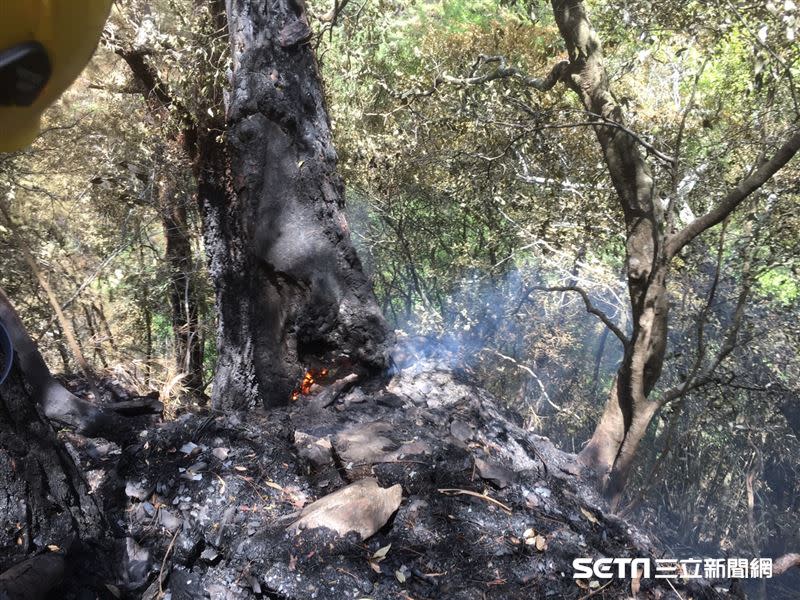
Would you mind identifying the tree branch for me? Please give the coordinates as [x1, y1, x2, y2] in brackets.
[438, 54, 570, 92]
[582, 110, 675, 165]
[527, 285, 629, 347]
[774, 553, 800, 576]
[115, 47, 175, 110]
[667, 129, 800, 258]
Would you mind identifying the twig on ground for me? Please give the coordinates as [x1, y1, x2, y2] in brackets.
[158, 528, 180, 597]
[437, 488, 512, 513]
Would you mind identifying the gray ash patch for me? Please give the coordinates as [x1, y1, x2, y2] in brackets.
[52, 359, 736, 599]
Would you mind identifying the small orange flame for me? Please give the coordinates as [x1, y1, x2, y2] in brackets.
[291, 368, 329, 401]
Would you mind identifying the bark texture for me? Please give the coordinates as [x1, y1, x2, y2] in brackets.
[0, 359, 102, 579]
[547, 0, 667, 505]
[209, 0, 391, 409]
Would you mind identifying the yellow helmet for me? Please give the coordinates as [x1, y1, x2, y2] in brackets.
[0, 1, 111, 152]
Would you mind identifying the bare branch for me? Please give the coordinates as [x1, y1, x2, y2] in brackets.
[438, 53, 673, 163]
[774, 553, 800, 576]
[437, 54, 569, 92]
[661, 245, 753, 405]
[318, 0, 351, 23]
[667, 129, 800, 258]
[508, 115, 676, 165]
[527, 285, 629, 347]
[582, 111, 675, 165]
[115, 47, 175, 110]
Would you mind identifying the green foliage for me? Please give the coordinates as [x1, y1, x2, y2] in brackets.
[756, 267, 799, 305]
[314, 0, 800, 573]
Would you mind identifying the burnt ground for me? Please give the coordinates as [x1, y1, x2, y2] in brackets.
[37, 356, 744, 600]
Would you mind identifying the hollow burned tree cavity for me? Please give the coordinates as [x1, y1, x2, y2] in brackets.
[207, 0, 391, 409]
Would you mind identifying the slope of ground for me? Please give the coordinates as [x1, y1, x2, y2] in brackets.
[39, 353, 742, 600]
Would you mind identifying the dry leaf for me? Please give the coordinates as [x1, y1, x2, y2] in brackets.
[580, 507, 598, 523]
[234, 466, 248, 472]
[395, 569, 406, 583]
[373, 544, 391, 559]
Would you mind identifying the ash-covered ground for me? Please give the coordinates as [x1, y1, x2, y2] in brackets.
[33, 355, 745, 600]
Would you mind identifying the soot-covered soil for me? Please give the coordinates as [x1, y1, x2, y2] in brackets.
[32, 357, 742, 600]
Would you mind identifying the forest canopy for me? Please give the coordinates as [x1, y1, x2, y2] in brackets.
[0, 0, 798, 598]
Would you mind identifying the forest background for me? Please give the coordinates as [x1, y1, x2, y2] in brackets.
[0, 1, 798, 596]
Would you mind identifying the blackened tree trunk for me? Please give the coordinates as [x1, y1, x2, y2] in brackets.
[0, 335, 103, 596]
[207, 0, 391, 409]
[0, 363, 102, 556]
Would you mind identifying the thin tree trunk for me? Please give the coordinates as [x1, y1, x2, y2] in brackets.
[93, 301, 118, 353]
[134, 236, 153, 386]
[0, 200, 98, 388]
[541, 0, 800, 506]
[590, 326, 609, 395]
[82, 303, 108, 368]
[159, 176, 205, 398]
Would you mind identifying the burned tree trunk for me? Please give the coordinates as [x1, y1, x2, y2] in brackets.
[0, 289, 112, 596]
[207, 0, 391, 409]
[0, 348, 103, 594]
[0, 362, 102, 557]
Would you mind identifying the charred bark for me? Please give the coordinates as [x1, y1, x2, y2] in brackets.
[0, 358, 103, 590]
[210, 0, 391, 409]
[0, 288, 123, 438]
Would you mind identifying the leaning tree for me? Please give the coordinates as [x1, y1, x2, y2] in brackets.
[528, 0, 800, 505]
